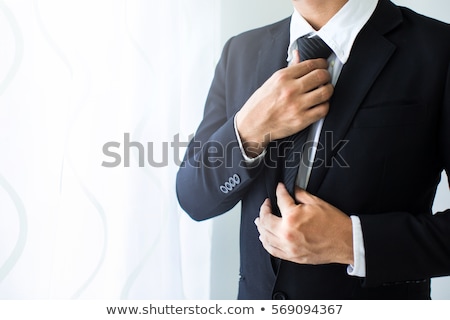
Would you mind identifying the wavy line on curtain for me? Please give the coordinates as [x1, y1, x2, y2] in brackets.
[33, 0, 76, 194]
[0, 1, 27, 284]
[70, 175, 108, 299]
[124, 0, 155, 74]
[121, 196, 170, 300]
[33, 0, 73, 79]
[119, 200, 166, 299]
[0, 0, 24, 96]
[61, 83, 107, 298]
[120, 0, 170, 299]
[120, 118, 168, 299]
[0, 174, 28, 283]
[33, 0, 107, 298]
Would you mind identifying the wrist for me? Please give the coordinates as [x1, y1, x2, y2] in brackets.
[235, 111, 270, 158]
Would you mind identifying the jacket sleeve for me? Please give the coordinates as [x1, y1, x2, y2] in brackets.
[176, 38, 264, 221]
[359, 62, 450, 287]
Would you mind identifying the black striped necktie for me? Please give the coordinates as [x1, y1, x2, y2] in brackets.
[281, 35, 332, 196]
[297, 34, 333, 61]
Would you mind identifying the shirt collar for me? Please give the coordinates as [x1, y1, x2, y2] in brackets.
[288, 0, 379, 64]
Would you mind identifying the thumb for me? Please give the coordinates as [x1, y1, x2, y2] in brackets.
[276, 183, 296, 216]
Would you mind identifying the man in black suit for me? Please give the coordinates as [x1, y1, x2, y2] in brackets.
[176, 0, 450, 299]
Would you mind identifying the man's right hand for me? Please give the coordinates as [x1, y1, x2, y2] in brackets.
[235, 54, 333, 158]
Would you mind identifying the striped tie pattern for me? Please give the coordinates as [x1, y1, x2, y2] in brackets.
[297, 35, 333, 61]
[281, 35, 332, 196]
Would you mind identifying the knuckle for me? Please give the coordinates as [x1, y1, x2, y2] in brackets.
[288, 244, 304, 260]
[319, 85, 333, 101]
[282, 229, 295, 243]
[297, 256, 309, 264]
[325, 83, 334, 96]
[283, 86, 296, 98]
[273, 69, 288, 83]
[284, 211, 298, 224]
[317, 104, 330, 118]
[279, 87, 296, 106]
[315, 69, 331, 83]
[304, 60, 316, 71]
[296, 81, 306, 93]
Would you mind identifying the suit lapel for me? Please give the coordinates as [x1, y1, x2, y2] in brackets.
[307, 0, 402, 194]
[255, 18, 290, 90]
[256, 18, 291, 215]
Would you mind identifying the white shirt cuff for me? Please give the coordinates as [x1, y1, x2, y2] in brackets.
[233, 114, 266, 164]
[347, 215, 366, 277]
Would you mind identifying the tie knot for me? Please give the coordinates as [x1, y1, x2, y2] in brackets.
[296, 35, 332, 61]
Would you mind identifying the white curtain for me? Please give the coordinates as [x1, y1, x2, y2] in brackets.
[0, 0, 220, 299]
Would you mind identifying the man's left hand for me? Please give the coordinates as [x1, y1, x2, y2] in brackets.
[255, 183, 354, 265]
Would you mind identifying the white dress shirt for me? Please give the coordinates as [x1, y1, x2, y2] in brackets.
[235, 0, 379, 277]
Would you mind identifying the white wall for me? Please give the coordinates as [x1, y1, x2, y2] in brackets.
[209, 0, 450, 300]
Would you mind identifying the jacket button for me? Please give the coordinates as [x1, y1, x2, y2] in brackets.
[272, 292, 287, 300]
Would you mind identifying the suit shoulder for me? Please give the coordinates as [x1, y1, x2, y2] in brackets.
[394, 6, 450, 55]
[399, 6, 450, 33]
[226, 17, 290, 49]
[234, 17, 291, 39]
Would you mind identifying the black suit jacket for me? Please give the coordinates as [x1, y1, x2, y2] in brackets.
[176, 0, 450, 299]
